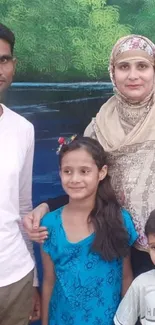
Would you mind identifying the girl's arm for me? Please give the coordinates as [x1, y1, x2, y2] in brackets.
[122, 251, 133, 296]
[41, 249, 55, 325]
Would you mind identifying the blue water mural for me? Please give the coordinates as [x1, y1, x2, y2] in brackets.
[6, 82, 113, 203]
[5, 82, 113, 325]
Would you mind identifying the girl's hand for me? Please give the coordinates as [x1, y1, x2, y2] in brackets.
[29, 288, 41, 322]
[23, 203, 49, 243]
[41, 250, 55, 325]
[122, 252, 133, 296]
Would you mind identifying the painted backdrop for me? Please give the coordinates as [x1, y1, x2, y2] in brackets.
[1, 0, 155, 324]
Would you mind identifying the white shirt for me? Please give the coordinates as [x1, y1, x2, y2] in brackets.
[0, 104, 37, 287]
[114, 269, 155, 325]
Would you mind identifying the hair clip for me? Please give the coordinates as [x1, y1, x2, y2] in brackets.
[56, 134, 77, 154]
[58, 137, 66, 145]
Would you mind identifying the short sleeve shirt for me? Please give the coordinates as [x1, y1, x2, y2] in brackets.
[41, 207, 138, 325]
[114, 270, 155, 325]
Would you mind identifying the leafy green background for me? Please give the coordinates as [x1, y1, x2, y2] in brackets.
[0, 0, 154, 81]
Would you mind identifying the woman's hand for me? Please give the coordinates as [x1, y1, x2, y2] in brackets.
[23, 203, 49, 243]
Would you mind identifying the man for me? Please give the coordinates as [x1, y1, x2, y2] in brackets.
[0, 23, 40, 325]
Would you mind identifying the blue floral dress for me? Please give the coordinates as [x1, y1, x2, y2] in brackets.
[41, 207, 137, 325]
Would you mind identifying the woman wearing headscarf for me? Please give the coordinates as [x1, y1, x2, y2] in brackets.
[24, 35, 155, 277]
[84, 35, 155, 276]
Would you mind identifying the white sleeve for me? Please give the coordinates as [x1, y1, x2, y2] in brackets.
[19, 123, 38, 286]
[114, 280, 140, 325]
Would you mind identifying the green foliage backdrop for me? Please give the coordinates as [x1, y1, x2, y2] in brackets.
[0, 0, 154, 81]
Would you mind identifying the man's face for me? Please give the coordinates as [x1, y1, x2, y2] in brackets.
[0, 39, 16, 93]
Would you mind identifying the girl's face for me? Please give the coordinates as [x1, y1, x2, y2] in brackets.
[60, 148, 107, 201]
[114, 59, 154, 102]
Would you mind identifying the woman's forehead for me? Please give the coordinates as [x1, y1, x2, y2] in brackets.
[109, 35, 155, 84]
[115, 58, 152, 66]
[113, 35, 155, 59]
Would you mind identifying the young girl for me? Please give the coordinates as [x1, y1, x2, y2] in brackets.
[41, 136, 138, 325]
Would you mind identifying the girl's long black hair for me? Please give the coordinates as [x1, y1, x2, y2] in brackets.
[59, 136, 129, 261]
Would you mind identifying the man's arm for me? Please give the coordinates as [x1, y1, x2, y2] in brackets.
[23, 195, 69, 243]
[19, 123, 41, 321]
[19, 123, 38, 286]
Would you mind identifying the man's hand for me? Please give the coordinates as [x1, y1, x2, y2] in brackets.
[30, 288, 41, 322]
[23, 203, 49, 243]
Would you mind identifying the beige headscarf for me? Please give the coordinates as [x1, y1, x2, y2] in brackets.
[84, 35, 155, 250]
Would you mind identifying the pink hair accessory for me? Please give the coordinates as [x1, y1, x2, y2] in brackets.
[56, 134, 77, 154]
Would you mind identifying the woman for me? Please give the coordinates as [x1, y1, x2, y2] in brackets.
[24, 35, 155, 277]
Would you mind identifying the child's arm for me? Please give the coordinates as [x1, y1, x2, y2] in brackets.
[122, 252, 133, 296]
[41, 249, 55, 325]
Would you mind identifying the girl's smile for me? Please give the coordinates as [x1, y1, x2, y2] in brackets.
[60, 148, 105, 201]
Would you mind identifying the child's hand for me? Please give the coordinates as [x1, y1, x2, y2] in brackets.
[29, 288, 41, 322]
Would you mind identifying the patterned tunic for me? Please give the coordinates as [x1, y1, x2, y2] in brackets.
[41, 207, 137, 325]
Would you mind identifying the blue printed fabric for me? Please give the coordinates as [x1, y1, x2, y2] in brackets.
[41, 207, 138, 325]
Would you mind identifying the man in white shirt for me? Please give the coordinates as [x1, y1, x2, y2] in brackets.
[114, 209, 155, 325]
[0, 23, 40, 325]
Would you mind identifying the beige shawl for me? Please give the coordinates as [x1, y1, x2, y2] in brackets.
[84, 35, 155, 251]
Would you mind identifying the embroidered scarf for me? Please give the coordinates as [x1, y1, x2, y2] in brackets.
[84, 35, 155, 250]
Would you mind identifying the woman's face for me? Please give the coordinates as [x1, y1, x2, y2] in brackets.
[114, 59, 154, 102]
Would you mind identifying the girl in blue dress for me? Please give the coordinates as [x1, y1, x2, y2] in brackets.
[41, 136, 138, 325]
